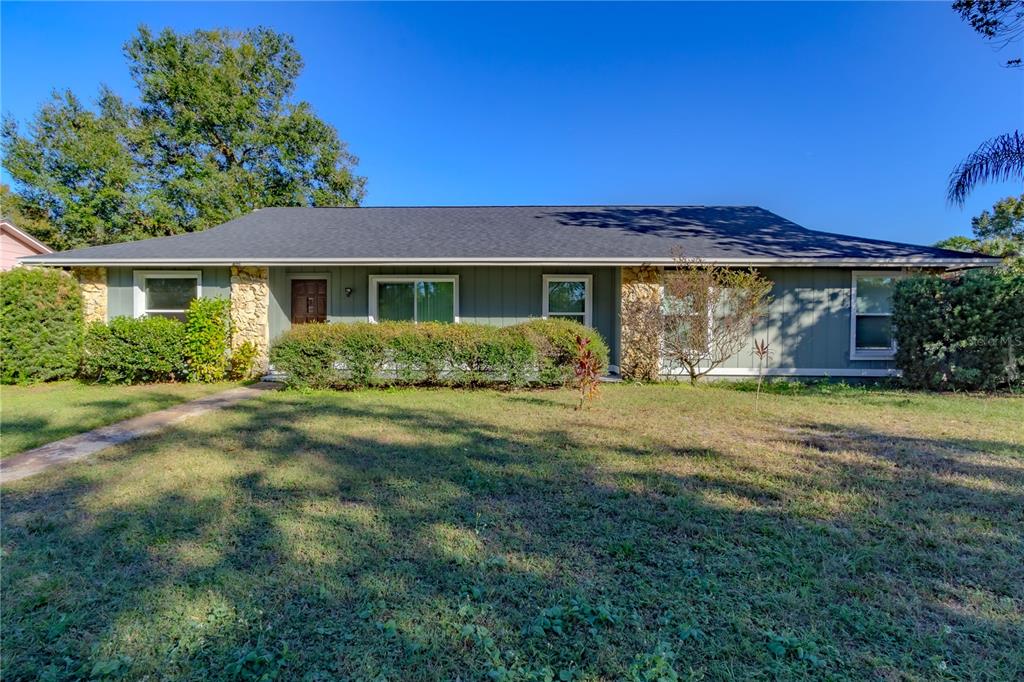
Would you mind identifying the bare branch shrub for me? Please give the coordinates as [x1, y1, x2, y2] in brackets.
[662, 254, 773, 385]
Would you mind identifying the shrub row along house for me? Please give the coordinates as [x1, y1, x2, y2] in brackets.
[20, 205, 998, 378]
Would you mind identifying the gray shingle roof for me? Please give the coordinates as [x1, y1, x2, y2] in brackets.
[21, 205, 997, 266]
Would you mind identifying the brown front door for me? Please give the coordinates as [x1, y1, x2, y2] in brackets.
[291, 279, 327, 324]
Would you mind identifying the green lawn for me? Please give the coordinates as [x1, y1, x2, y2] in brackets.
[1, 384, 1021, 680]
[0, 381, 241, 458]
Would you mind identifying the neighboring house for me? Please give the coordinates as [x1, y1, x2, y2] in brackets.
[20, 206, 998, 377]
[1, 219, 51, 270]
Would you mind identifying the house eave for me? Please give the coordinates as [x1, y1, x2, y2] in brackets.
[19, 256, 1004, 269]
[1, 220, 52, 254]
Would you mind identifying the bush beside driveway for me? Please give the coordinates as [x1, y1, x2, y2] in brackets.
[1, 384, 1021, 680]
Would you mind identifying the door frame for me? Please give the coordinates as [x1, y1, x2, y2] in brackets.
[287, 272, 331, 324]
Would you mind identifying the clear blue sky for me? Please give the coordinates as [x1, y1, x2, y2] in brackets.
[2, 1, 1021, 245]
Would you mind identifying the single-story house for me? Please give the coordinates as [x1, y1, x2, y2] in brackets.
[20, 205, 998, 378]
[1, 219, 52, 271]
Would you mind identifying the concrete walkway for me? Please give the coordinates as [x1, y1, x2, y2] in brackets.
[1, 382, 279, 485]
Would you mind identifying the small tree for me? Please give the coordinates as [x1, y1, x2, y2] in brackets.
[573, 334, 601, 410]
[661, 255, 773, 385]
[753, 338, 773, 405]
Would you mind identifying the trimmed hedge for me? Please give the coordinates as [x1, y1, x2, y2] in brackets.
[269, 318, 609, 389]
[1, 267, 84, 384]
[81, 316, 188, 384]
[78, 297, 247, 385]
[893, 269, 1023, 391]
[516, 318, 610, 385]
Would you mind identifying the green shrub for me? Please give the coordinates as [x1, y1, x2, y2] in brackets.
[270, 322, 385, 389]
[893, 269, 1023, 391]
[384, 323, 536, 386]
[78, 298, 251, 384]
[269, 319, 608, 390]
[0, 267, 84, 384]
[81, 316, 187, 384]
[183, 297, 232, 382]
[228, 341, 260, 380]
[515, 318, 609, 385]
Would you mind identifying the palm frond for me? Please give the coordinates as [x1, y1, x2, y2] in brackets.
[947, 130, 1024, 206]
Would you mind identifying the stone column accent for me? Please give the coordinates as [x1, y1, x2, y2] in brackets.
[620, 265, 663, 381]
[230, 266, 270, 374]
[72, 267, 107, 323]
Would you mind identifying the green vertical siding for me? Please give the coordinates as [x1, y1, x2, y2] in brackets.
[711, 267, 894, 372]
[102, 264, 892, 374]
[268, 266, 620, 365]
[106, 267, 231, 320]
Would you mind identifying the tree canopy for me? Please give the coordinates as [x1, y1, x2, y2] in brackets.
[953, 0, 1024, 67]
[2, 26, 365, 250]
[972, 193, 1024, 240]
[935, 194, 1024, 269]
[0, 184, 57, 246]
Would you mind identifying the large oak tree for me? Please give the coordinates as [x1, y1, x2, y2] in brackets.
[2, 26, 365, 250]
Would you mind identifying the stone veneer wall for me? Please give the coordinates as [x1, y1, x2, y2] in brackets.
[619, 265, 663, 381]
[230, 266, 270, 373]
[72, 266, 108, 323]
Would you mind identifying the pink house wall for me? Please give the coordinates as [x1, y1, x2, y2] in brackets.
[0, 223, 51, 270]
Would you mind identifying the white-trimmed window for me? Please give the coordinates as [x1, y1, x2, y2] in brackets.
[661, 288, 714, 355]
[368, 275, 459, 323]
[542, 274, 592, 327]
[133, 271, 202, 321]
[850, 271, 901, 359]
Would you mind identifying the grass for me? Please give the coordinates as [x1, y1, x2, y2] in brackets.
[0, 381, 241, 458]
[1, 383, 1021, 680]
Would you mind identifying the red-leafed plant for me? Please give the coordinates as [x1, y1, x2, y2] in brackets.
[753, 337, 773, 406]
[574, 334, 601, 410]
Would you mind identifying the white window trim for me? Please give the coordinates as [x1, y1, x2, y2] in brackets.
[367, 275, 460, 323]
[659, 285, 715, 364]
[286, 272, 331, 323]
[133, 270, 202, 318]
[849, 270, 901, 360]
[542, 274, 593, 327]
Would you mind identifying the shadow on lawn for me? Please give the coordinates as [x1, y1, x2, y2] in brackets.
[784, 421, 1024, 502]
[1, 393, 198, 457]
[1, 393, 1022, 680]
